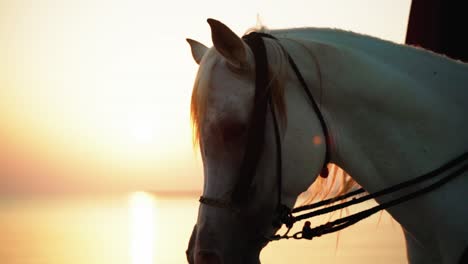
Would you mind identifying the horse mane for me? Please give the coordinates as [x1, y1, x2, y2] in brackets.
[190, 26, 359, 206]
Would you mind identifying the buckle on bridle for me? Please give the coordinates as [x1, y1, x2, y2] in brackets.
[272, 204, 293, 228]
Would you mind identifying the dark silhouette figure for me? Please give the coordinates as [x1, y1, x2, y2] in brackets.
[406, 0, 468, 62]
[406, 2, 468, 262]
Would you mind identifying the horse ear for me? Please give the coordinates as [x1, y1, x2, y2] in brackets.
[207, 18, 247, 68]
[186, 38, 208, 65]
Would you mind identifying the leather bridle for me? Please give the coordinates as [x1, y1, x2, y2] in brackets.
[198, 32, 468, 241]
[199, 31, 330, 224]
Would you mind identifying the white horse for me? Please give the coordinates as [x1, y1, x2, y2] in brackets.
[186, 19, 468, 264]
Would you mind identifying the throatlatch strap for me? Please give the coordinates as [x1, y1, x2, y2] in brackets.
[245, 32, 331, 177]
[233, 31, 331, 207]
[284, 55, 330, 177]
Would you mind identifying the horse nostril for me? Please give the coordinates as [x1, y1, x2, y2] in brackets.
[196, 250, 221, 264]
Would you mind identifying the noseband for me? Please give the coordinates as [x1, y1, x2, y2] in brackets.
[199, 31, 331, 220]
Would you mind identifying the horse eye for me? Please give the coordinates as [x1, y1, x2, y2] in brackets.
[221, 121, 246, 142]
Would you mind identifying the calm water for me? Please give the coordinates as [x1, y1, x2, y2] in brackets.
[0, 192, 407, 264]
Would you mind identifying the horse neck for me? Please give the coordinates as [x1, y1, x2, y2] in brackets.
[281, 29, 468, 258]
[287, 31, 468, 191]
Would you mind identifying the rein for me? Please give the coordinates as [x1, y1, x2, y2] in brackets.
[199, 31, 468, 243]
[274, 151, 468, 240]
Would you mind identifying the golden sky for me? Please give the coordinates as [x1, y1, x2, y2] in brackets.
[0, 0, 411, 195]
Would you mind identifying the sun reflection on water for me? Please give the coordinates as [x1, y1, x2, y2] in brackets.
[129, 192, 156, 264]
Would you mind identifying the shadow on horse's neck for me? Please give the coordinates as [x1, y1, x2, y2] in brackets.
[317, 40, 468, 191]
[301, 33, 468, 258]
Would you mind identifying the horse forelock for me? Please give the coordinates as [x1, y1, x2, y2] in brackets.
[190, 35, 289, 147]
[190, 48, 219, 148]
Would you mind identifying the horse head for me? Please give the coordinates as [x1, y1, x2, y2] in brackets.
[186, 19, 328, 264]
